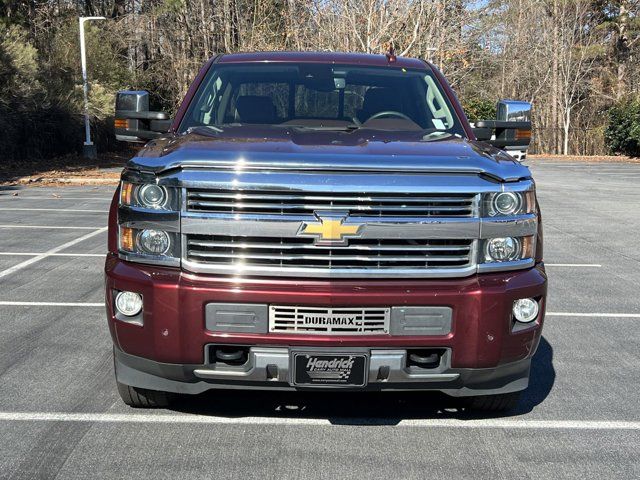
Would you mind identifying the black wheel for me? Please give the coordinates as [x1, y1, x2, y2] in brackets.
[117, 381, 173, 408]
[464, 392, 521, 412]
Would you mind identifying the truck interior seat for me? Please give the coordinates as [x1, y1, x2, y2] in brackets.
[235, 95, 278, 124]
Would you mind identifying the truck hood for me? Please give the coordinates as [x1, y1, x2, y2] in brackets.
[128, 126, 531, 182]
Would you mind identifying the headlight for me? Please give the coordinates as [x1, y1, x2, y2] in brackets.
[118, 227, 179, 264]
[493, 192, 521, 215]
[484, 191, 535, 217]
[137, 229, 171, 255]
[137, 184, 167, 209]
[485, 237, 521, 262]
[119, 182, 176, 210]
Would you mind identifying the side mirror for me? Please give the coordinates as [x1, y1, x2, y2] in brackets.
[472, 100, 532, 161]
[114, 90, 172, 143]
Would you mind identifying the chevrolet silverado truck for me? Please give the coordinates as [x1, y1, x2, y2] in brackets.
[107, 51, 546, 411]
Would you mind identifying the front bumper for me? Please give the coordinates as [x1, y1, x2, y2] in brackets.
[105, 255, 546, 395]
[114, 346, 531, 396]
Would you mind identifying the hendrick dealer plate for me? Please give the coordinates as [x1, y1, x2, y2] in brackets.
[292, 352, 368, 387]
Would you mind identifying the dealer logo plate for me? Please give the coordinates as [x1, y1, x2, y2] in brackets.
[292, 353, 368, 387]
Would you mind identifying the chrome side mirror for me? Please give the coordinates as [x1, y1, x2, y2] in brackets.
[497, 100, 531, 122]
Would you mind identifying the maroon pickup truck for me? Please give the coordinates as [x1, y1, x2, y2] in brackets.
[106, 51, 546, 411]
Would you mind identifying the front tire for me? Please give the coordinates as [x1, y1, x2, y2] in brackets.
[464, 392, 521, 412]
[117, 381, 173, 408]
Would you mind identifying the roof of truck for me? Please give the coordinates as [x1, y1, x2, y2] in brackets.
[217, 51, 429, 69]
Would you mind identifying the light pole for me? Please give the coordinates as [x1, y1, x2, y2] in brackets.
[79, 16, 106, 159]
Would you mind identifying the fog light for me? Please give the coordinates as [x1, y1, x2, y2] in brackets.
[513, 298, 539, 323]
[137, 229, 170, 255]
[115, 291, 143, 317]
[485, 237, 520, 262]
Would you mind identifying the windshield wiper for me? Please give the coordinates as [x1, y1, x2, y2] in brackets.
[289, 124, 361, 132]
[421, 131, 455, 142]
[186, 125, 224, 135]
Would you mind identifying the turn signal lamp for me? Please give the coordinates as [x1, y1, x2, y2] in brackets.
[120, 226, 135, 252]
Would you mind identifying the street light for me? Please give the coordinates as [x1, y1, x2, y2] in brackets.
[79, 16, 106, 160]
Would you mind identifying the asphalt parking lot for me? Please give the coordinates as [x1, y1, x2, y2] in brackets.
[0, 160, 639, 479]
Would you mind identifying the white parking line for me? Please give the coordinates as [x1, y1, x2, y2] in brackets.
[0, 227, 107, 279]
[0, 197, 112, 201]
[0, 208, 105, 213]
[0, 225, 102, 230]
[0, 411, 637, 430]
[0, 253, 104, 257]
[1, 302, 639, 320]
[545, 264, 601, 267]
[546, 312, 640, 318]
[0, 301, 104, 307]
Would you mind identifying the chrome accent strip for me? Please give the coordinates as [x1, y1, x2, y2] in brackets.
[119, 219, 181, 233]
[194, 348, 290, 380]
[157, 170, 524, 194]
[182, 215, 481, 239]
[480, 214, 537, 239]
[477, 258, 535, 273]
[181, 259, 477, 278]
[118, 252, 180, 267]
[368, 350, 459, 382]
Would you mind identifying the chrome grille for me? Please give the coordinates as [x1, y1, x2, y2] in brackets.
[186, 235, 474, 270]
[187, 190, 476, 217]
[269, 306, 390, 335]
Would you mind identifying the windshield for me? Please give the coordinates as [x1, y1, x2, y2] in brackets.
[179, 62, 465, 136]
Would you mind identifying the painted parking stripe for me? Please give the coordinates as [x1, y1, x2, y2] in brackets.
[0, 225, 102, 230]
[545, 264, 601, 267]
[0, 197, 112, 201]
[0, 411, 638, 430]
[0, 253, 104, 257]
[0, 227, 107, 279]
[0, 301, 104, 307]
[546, 312, 640, 318]
[1, 302, 639, 320]
[0, 208, 105, 213]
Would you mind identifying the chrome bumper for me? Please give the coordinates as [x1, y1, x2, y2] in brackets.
[193, 347, 459, 384]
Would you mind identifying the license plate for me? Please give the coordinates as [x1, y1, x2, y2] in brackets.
[292, 352, 368, 387]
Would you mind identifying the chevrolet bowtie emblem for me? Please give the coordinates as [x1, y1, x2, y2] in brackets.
[298, 212, 364, 245]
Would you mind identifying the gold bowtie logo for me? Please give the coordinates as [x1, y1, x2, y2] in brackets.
[298, 213, 363, 245]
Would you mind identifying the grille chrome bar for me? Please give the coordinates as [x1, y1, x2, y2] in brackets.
[188, 239, 471, 252]
[189, 192, 474, 202]
[269, 306, 390, 335]
[187, 189, 476, 217]
[184, 235, 475, 276]
[189, 252, 471, 262]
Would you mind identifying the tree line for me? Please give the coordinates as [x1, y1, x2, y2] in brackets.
[1, 0, 639, 160]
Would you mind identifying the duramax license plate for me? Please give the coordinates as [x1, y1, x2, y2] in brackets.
[292, 352, 368, 387]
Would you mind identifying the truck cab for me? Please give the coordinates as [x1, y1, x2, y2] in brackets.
[106, 52, 546, 411]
